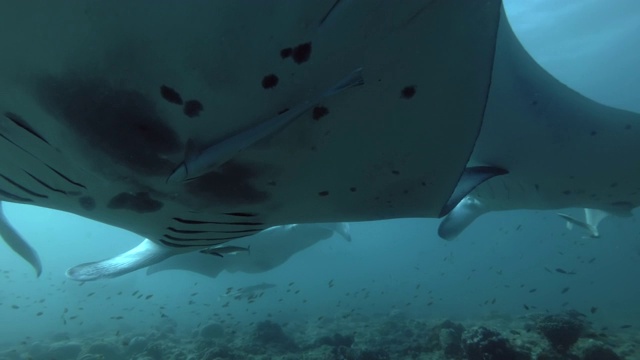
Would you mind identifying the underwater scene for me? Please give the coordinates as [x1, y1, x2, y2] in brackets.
[1, 1, 640, 360]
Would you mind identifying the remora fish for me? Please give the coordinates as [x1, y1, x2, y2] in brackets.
[200, 245, 250, 257]
[167, 67, 365, 182]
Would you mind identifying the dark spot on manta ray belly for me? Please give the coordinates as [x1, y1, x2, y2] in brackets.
[292, 42, 312, 64]
[160, 85, 183, 105]
[107, 192, 163, 213]
[401, 85, 416, 99]
[78, 196, 96, 211]
[261, 74, 279, 89]
[33, 76, 181, 175]
[183, 100, 203, 118]
[280, 47, 292, 59]
[186, 160, 268, 205]
[312, 106, 329, 120]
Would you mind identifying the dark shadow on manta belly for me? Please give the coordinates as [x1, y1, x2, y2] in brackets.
[33, 75, 182, 176]
[32, 74, 272, 208]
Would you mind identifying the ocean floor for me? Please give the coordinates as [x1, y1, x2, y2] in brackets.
[0, 309, 636, 360]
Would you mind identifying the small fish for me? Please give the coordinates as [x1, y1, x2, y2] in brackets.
[87, 292, 95, 297]
[167, 67, 365, 182]
[11, 305, 19, 309]
[36, 311, 43, 316]
[145, 294, 153, 300]
[590, 306, 598, 314]
[523, 304, 530, 310]
[588, 257, 596, 264]
[555, 268, 568, 274]
[561, 287, 570, 294]
[620, 324, 632, 329]
[529, 288, 537, 293]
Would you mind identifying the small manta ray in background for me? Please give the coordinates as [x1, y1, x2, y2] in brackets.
[222, 283, 276, 302]
[146, 223, 350, 278]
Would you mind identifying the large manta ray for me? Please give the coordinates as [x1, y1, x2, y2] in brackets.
[437, 6, 640, 239]
[0, 1, 504, 279]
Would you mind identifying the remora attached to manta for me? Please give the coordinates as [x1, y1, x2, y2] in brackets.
[0, 1, 504, 279]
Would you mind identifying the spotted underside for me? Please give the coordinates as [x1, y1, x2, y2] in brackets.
[0, 1, 502, 247]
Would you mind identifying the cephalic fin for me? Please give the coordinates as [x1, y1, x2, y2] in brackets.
[0, 202, 42, 277]
[66, 239, 187, 281]
[439, 166, 508, 217]
[438, 196, 488, 240]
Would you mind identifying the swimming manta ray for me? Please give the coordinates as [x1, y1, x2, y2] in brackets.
[0, 1, 505, 280]
[146, 223, 350, 278]
[438, 6, 640, 239]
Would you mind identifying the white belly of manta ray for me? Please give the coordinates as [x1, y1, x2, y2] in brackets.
[0, 1, 637, 280]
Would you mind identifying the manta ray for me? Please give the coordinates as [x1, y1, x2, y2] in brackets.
[437, 6, 640, 239]
[0, 1, 505, 280]
[146, 223, 350, 278]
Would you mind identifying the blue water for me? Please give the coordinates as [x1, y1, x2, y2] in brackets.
[1, 2, 639, 359]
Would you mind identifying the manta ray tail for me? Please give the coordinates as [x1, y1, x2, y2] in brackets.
[0, 202, 42, 277]
[438, 196, 489, 240]
[66, 239, 183, 281]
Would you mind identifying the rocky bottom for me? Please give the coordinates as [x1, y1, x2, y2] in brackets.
[1, 310, 636, 360]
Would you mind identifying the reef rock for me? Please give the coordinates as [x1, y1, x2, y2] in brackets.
[462, 326, 531, 360]
[200, 323, 225, 339]
[536, 313, 585, 352]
